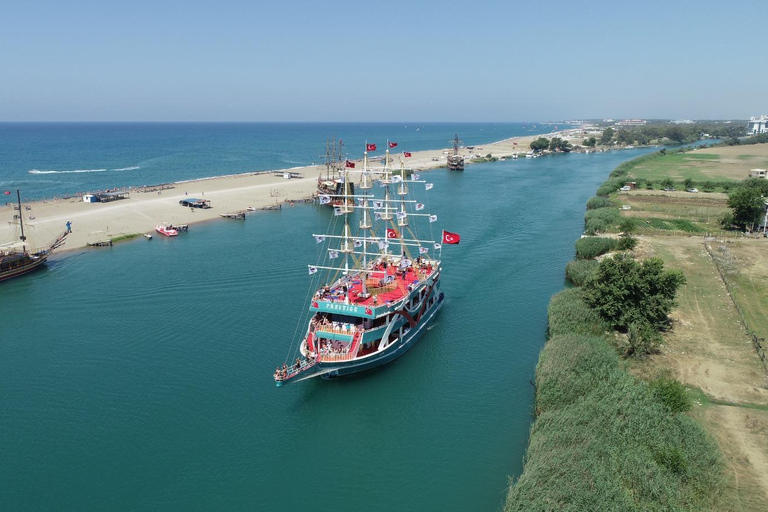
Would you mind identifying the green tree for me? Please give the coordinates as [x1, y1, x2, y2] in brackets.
[727, 186, 765, 229]
[683, 178, 694, 189]
[600, 127, 615, 145]
[583, 253, 686, 330]
[530, 137, 550, 152]
[617, 130, 634, 145]
[582, 137, 596, 148]
[665, 126, 686, 143]
[661, 178, 674, 189]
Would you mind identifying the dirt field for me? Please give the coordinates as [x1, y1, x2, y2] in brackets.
[632, 235, 768, 507]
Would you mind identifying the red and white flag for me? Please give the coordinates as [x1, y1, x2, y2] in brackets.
[442, 230, 460, 245]
[403, 152, 412, 158]
[389, 141, 398, 148]
[386, 228, 399, 239]
[345, 160, 356, 168]
[366, 143, 377, 152]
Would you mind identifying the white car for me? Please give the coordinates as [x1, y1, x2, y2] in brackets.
[686, 188, 699, 193]
[620, 186, 631, 191]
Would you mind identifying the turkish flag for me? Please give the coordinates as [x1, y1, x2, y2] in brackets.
[366, 143, 377, 152]
[389, 142, 398, 148]
[442, 230, 460, 245]
[345, 160, 356, 168]
[3, 191, 10, 195]
[403, 152, 412, 157]
[386, 228, 399, 239]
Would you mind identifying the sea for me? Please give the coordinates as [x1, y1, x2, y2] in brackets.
[1, 122, 562, 201]
[0, 122, 656, 511]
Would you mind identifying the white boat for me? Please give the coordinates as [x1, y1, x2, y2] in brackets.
[144, 233, 152, 240]
[155, 225, 178, 237]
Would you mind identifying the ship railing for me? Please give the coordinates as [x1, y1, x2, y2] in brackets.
[275, 357, 318, 382]
[316, 330, 363, 363]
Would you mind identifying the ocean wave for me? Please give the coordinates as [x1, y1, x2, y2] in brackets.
[28, 166, 140, 174]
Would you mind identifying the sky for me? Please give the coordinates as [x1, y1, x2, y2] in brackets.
[0, 0, 766, 122]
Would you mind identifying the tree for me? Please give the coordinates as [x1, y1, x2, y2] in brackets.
[661, 178, 674, 189]
[583, 253, 686, 330]
[665, 126, 686, 144]
[582, 137, 596, 148]
[530, 137, 550, 152]
[600, 127, 615, 145]
[549, 137, 572, 152]
[727, 186, 765, 230]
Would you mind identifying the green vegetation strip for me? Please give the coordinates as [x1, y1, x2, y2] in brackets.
[111, 233, 140, 243]
[505, 289, 723, 511]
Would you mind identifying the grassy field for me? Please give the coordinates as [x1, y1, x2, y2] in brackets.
[625, 144, 768, 182]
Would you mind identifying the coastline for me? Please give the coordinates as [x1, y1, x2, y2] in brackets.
[1, 129, 583, 253]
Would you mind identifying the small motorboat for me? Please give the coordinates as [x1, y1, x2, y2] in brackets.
[155, 225, 178, 237]
[144, 233, 153, 240]
[246, 206, 256, 212]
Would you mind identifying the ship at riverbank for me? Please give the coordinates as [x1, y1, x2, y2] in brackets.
[275, 144, 457, 386]
[447, 134, 465, 171]
[0, 190, 67, 282]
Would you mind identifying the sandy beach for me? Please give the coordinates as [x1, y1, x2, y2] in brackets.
[1, 129, 583, 252]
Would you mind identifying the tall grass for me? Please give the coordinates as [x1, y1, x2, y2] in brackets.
[575, 236, 616, 259]
[505, 289, 724, 511]
[565, 259, 599, 286]
[584, 207, 621, 234]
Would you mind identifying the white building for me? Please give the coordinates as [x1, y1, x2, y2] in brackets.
[748, 115, 768, 134]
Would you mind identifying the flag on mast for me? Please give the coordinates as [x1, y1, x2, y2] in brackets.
[345, 160, 356, 168]
[403, 152, 412, 158]
[388, 142, 398, 148]
[386, 228, 399, 239]
[442, 230, 460, 245]
[366, 143, 377, 152]
[425, 183, 434, 190]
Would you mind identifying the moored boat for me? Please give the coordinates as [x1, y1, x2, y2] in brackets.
[1, 190, 68, 283]
[447, 134, 465, 171]
[155, 225, 179, 237]
[274, 143, 459, 387]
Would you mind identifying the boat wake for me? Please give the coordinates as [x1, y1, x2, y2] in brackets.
[28, 166, 140, 175]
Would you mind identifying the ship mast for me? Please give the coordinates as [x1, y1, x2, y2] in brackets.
[16, 189, 27, 252]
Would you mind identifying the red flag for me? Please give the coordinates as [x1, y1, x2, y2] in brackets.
[366, 143, 377, 152]
[403, 152, 412, 158]
[442, 230, 460, 245]
[3, 191, 10, 195]
[386, 228, 399, 239]
[389, 142, 398, 148]
[345, 160, 356, 168]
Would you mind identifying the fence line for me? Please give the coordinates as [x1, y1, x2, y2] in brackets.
[703, 241, 768, 374]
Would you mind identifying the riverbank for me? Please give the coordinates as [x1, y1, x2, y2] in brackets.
[1, 130, 584, 252]
[506, 144, 768, 510]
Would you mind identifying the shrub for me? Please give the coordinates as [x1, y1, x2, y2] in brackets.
[584, 217, 607, 235]
[575, 236, 617, 259]
[584, 207, 621, 234]
[586, 196, 610, 210]
[596, 177, 626, 197]
[616, 234, 638, 251]
[650, 377, 693, 413]
[626, 321, 661, 357]
[719, 211, 734, 229]
[565, 259, 599, 286]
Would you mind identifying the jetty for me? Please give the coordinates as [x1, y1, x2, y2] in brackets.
[86, 239, 113, 247]
[220, 211, 246, 220]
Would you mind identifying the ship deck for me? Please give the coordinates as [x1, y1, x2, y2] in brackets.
[316, 260, 435, 308]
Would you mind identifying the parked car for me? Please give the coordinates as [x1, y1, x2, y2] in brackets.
[686, 188, 699, 193]
[620, 186, 632, 191]
[663, 187, 676, 192]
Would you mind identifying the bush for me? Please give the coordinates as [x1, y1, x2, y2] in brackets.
[650, 377, 693, 413]
[575, 236, 617, 259]
[596, 177, 626, 197]
[719, 211, 735, 229]
[626, 321, 662, 357]
[616, 234, 638, 251]
[565, 259, 599, 286]
[586, 196, 610, 210]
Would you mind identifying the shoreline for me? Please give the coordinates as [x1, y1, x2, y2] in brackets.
[2, 130, 584, 253]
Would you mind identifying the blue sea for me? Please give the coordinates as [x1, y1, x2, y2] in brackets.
[0, 122, 657, 511]
[0, 122, 559, 200]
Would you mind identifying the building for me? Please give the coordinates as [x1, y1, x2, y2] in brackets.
[615, 119, 647, 126]
[748, 115, 767, 135]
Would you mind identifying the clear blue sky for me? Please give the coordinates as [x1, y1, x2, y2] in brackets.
[1, 0, 765, 121]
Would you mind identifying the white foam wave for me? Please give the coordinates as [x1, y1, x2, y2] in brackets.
[28, 166, 139, 175]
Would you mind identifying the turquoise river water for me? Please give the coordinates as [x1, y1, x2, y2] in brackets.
[0, 148, 652, 511]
